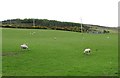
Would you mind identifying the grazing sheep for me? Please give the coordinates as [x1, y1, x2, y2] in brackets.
[20, 44, 28, 49]
[84, 48, 91, 55]
[106, 36, 110, 39]
[54, 37, 56, 40]
[30, 32, 36, 35]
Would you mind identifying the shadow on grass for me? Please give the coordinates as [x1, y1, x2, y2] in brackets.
[2, 50, 30, 56]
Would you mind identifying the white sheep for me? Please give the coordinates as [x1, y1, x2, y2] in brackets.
[106, 36, 110, 39]
[30, 32, 36, 35]
[54, 37, 56, 40]
[84, 48, 91, 55]
[20, 44, 28, 49]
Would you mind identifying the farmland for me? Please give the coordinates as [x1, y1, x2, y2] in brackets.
[2, 28, 118, 76]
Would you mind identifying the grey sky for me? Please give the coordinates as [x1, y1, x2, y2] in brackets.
[0, 0, 119, 27]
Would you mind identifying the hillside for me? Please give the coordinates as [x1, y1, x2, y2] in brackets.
[0, 18, 118, 33]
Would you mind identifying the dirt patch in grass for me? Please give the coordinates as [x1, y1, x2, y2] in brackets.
[2, 51, 28, 56]
[2, 50, 29, 56]
[2, 52, 19, 56]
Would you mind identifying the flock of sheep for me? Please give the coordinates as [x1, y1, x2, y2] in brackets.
[20, 31, 111, 55]
[20, 43, 91, 55]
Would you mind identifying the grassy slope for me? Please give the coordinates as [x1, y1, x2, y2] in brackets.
[2, 28, 118, 76]
[0, 28, 2, 77]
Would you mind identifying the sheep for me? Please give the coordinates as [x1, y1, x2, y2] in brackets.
[84, 48, 91, 55]
[54, 37, 56, 40]
[106, 36, 110, 39]
[20, 44, 28, 50]
[30, 32, 36, 35]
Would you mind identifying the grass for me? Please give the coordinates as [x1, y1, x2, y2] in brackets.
[0, 28, 2, 77]
[2, 28, 118, 76]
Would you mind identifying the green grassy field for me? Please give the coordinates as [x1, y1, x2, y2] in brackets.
[2, 28, 118, 76]
[0, 28, 2, 77]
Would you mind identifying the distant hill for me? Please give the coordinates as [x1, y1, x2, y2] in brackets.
[0, 18, 118, 33]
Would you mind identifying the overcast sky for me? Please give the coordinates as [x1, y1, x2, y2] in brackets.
[0, 0, 119, 27]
